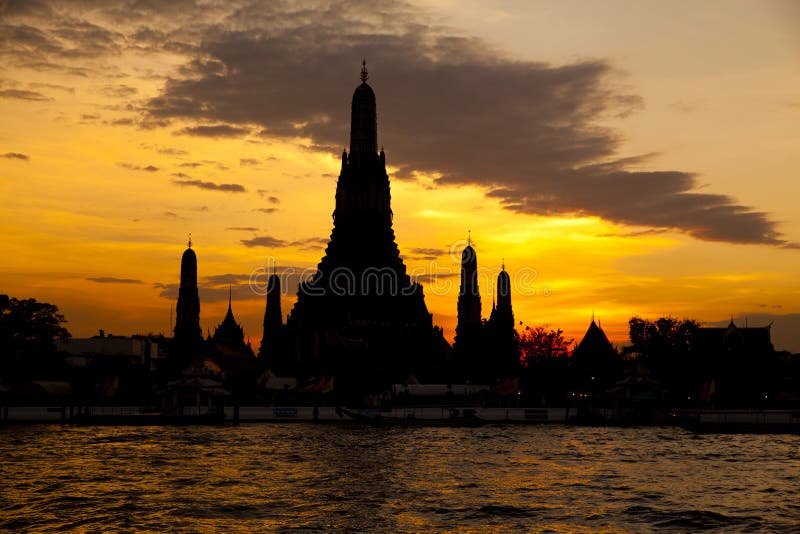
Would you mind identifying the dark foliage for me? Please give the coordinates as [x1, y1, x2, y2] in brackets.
[0, 295, 71, 379]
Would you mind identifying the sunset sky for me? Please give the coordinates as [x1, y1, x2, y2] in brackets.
[1, 0, 799, 351]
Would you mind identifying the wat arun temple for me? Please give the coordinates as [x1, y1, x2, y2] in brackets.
[171, 64, 516, 400]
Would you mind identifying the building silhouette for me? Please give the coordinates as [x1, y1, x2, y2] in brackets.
[572, 317, 618, 392]
[457, 236, 482, 330]
[171, 238, 202, 369]
[694, 320, 776, 405]
[212, 287, 250, 355]
[283, 62, 447, 395]
[454, 236, 483, 380]
[258, 269, 285, 371]
[487, 261, 519, 377]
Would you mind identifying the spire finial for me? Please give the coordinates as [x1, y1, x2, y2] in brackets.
[360, 59, 368, 83]
[467, 229, 472, 246]
[502, 257, 505, 271]
[228, 285, 232, 312]
[592, 310, 595, 323]
[188, 233, 192, 248]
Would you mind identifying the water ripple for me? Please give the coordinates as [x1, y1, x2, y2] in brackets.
[1, 424, 798, 532]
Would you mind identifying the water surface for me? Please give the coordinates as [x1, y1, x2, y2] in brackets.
[2, 424, 798, 532]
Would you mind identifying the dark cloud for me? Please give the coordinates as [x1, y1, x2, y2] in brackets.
[257, 190, 280, 203]
[411, 272, 459, 285]
[596, 228, 669, 238]
[15, 61, 93, 77]
[288, 237, 329, 252]
[87, 276, 143, 284]
[241, 235, 287, 248]
[138, 0, 789, 246]
[29, 82, 74, 93]
[2, 152, 30, 161]
[175, 124, 250, 137]
[0, 17, 125, 62]
[108, 117, 135, 126]
[0, 88, 52, 101]
[171, 179, 246, 192]
[254, 207, 278, 214]
[240, 157, 259, 166]
[409, 247, 445, 257]
[1, 0, 789, 246]
[99, 84, 138, 98]
[203, 273, 252, 285]
[119, 162, 159, 171]
[240, 235, 327, 249]
[403, 246, 448, 261]
[155, 146, 187, 155]
[226, 226, 259, 231]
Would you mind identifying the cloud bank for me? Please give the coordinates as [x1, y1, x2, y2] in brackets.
[0, 0, 790, 246]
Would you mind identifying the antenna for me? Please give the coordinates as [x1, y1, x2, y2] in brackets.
[187, 233, 192, 248]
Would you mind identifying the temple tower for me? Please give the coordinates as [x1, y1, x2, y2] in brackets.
[173, 237, 201, 341]
[259, 268, 283, 365]
[287, 62, 443, 393]
[456, 234, 482, 330]
[490, 260, 514, 331]
[488, 261, 518, 376]
[453, 234, 485, 380]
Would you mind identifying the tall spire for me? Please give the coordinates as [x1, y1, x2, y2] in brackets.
[349, 60, 377, 156]
[260, 263, 284, 363]
[457, 237, 481, 328]
[228, 284, 232, 312]
[496, 261, 512, 312]
[174, 239, 202, 356]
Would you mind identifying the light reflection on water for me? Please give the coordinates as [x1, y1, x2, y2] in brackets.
[1, 424, 798, 532]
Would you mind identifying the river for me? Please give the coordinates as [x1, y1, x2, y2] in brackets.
[1, 424, 798, 532]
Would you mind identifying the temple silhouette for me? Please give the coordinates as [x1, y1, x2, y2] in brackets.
[165, 63, 520, 401]
[2, 65, 794, 424]
[276, 62, 449, 395]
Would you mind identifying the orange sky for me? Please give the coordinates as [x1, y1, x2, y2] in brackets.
[1, 1, 799, 351]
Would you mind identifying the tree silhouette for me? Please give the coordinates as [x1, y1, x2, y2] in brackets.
[628, 316, 700, 399]
[0, 295, 70, 380]
[519, 325, 572, 364]
[518, 325, 573, 405]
